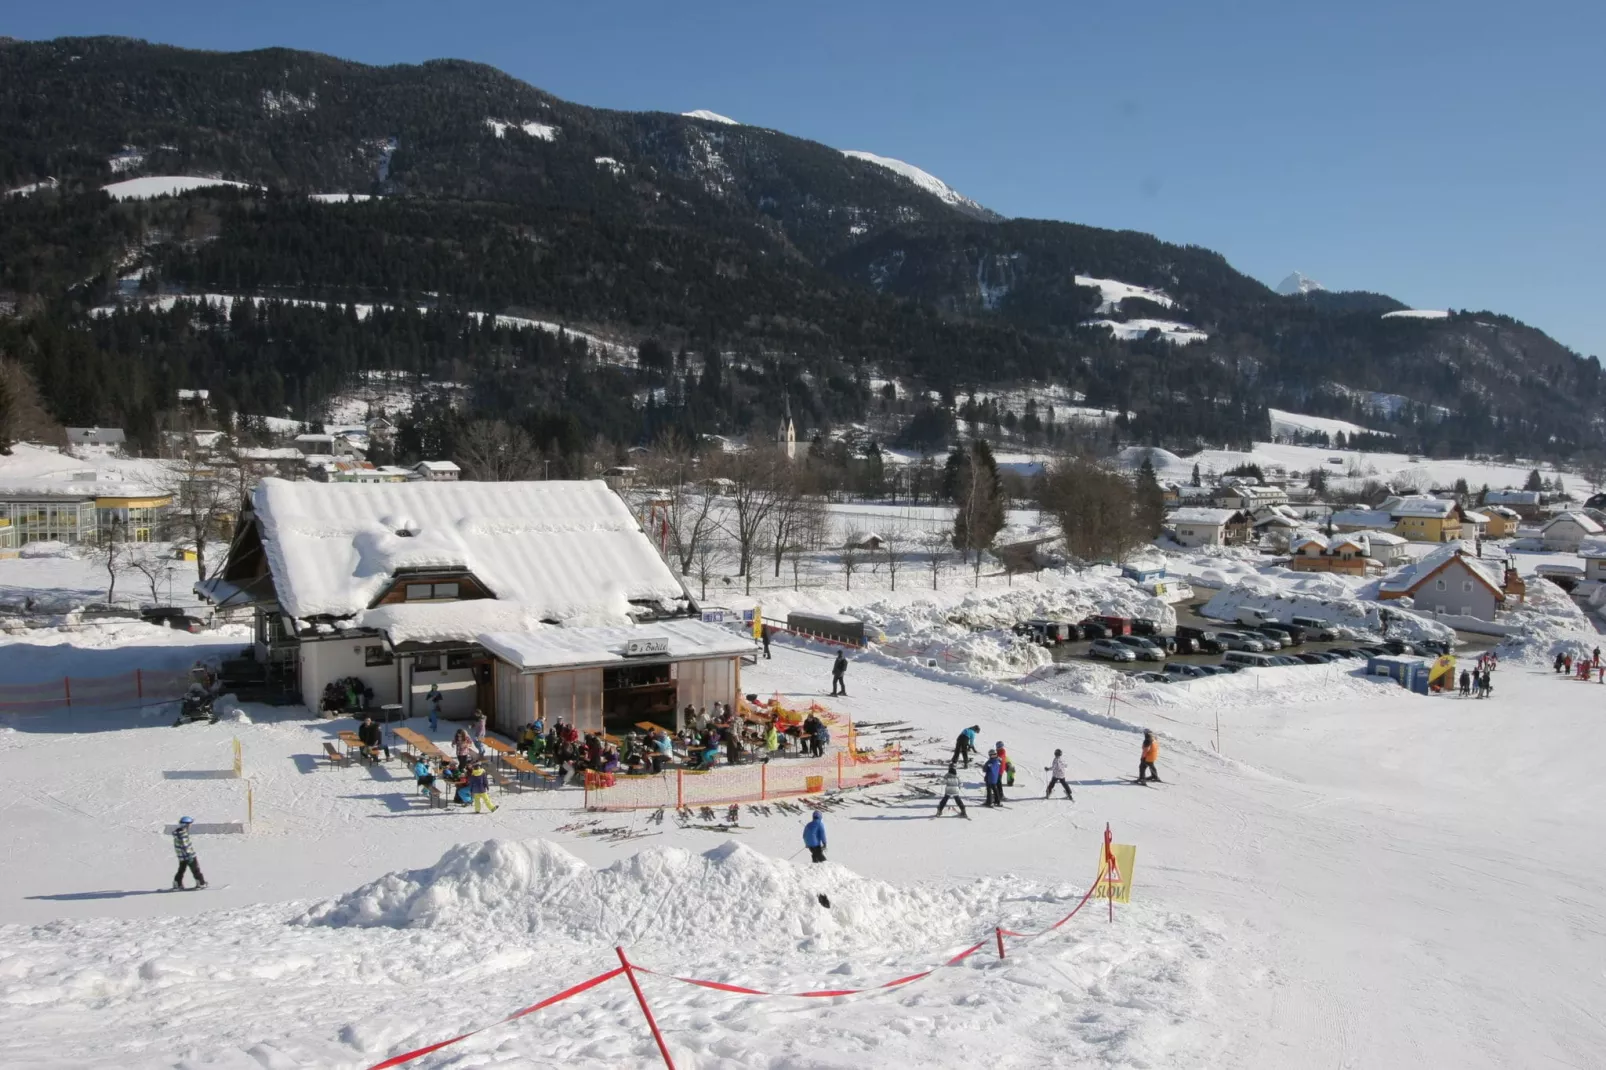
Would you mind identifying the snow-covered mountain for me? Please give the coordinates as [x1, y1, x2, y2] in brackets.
[840, 150, 986, 214]
[681, 109, 739, 125]
[1276, 271, 1326, 295]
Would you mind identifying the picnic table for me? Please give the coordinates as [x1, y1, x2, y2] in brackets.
[482, 736, 513, 755]
[393, 728, 446, 762]
[337, 730, 363, 754]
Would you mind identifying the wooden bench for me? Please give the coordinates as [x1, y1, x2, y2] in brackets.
[323, 742, 352, 769]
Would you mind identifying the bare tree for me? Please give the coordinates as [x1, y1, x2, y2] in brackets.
[633, 442, 723, 576]
[128, 549, 180, 607]
[718, 449, 785, 580]
[841, 535, 864, 591]
[693, 531, 728, 601]
[455, 420, 541, 481]
[160, 448, 239, 583]
[768, 467, 811, 578]
[91, 519, 133, 604]
[922, 529, 950, 590]
[879, 527, 912, 592]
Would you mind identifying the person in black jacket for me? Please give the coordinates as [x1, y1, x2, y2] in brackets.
[356, 716, 389, 762]
[830, 651, 848, 696]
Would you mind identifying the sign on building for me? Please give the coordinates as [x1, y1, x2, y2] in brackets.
[625, 636, 670, 657]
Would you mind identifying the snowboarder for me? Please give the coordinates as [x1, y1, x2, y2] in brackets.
[830, 651, 848, 697]
[982, 750, 1004, 807]
[936, 763, 968, 817]
[427, 684, 442, 733]
[995, 741, 1010, 800]
[1138, 731, 1161, 784]
[171, 816, 207, 890]
[1459, 669, 1471, 697]
[356, 716, 390, 762]
[467, 761, 498, 813]
[803, 811, 828, 863]
[761, 627, 772, 659]
[1045, 749, 1073, 800]
[952, 725, 980, 768]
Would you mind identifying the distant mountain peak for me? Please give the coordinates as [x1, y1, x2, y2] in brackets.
[1277, 271, 1326, 295]
[840, 150, 989, 216]
[682, 109, 738, 125]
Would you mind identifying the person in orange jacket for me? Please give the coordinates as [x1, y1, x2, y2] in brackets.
[1138, 730, 1161, 784]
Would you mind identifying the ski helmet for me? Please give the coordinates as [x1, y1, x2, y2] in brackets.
[1054, 749, 1062, 756]
[178, 816, 194, 825]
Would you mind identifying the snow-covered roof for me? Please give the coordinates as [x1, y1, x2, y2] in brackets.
[1484, 490, 1541, 505]
[1330, 509, 1396, 530]
[250, 478, 690, 635]
[1578, 536, 1606, 559]
[1291, 535, 1328, 552]
[1167, 508, 1240, 526]
[1542, 511, 1603, 535]
[415, 460, 461, 473]
[1366, 531, 1407, 546]
[237, 447, 304, 461]
[66, 426, 126, 445]
[1379, 542, 1505, 596]
[480, 619, 753, 672]
[1386, 496, 1457, 519]
[1484, 505, 1522, 520]
[1329, 533, 1370, 552]
[1462, 510, 1491, 523]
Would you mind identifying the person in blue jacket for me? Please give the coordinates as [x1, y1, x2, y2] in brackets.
[951, 725, 980, 768]
[803, 811, 827, 863]
[981, 750, 1004, 808]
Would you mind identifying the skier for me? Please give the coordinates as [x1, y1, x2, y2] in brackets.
[952, 725, 980, 768]
[1044, 749, 1073, 800]
[830, 651, 848, 697]
[171, 816, 207, 890]
[803, 811, 828, 863]
[994, 741, 1010, 800]
[1554, 652, 1567, 674]
[936, 763, 968, 817]
[1482, 669, 1493, 699]
[427, 684, 442, 733]
[356, 715, 390, 762]
[1138, 731, 1161, 784]
[982, 750, 1004, 807]
[761, 627, 773, 660]
[1459, 669, 1471, 697]
[467, 760, 498, 813]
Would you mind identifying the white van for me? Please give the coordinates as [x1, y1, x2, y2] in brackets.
[1222, 651, 1278, 668]
[1235, 607, 1270, 627]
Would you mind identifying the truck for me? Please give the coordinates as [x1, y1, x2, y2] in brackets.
[1092, 614, 1132, 637]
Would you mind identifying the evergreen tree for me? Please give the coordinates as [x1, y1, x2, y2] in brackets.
[1190, 462, 1201, 487]
[1134, 458, 1165, 538]
[1525, 468, 1544, 492]
[952, 440, 1006, 556]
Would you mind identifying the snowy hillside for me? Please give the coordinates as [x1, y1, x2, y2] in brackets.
[1382, 308, 1450, 320]
[102, 176, 259, 200]
[1082, 318, 1209, 344]
[681, 109, 739, 124]
[1275, 271, 1325, 295]
[1074, 275, 1177, 314]
[840, 150, 985, 213]
[1268, 408, 1390, 439]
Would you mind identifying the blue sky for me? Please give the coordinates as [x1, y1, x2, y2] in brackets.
[13, 1, 1605, 358]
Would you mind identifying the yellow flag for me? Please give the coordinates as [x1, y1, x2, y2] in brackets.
[1096, 843, 1138, 903]
[752, 607, 763, 639]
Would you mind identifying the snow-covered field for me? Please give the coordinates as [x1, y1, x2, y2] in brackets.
[102, 176, 260, 200]
[1267, 407, 1389, 439]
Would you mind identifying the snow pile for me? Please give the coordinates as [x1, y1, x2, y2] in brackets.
[1201, 580, 1455, 645]
[1494, 576, 1598, 663]
[102, 176, 259, 200]
[840, 150, 984, 212]
[302, 839, 1021, 956]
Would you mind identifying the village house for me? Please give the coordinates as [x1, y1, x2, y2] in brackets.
[1329, 508, 1397, 534]
[1578, 538, 1606, 583]
[413, 460, 461, 482]
[0, 452, 173, 544]
[1539, 511, 1604, 552]
[65, 426, 126, 460]
[1286, 533, 1382, 576]
[1165, 507, 1251, 548]
[1377, 543, 1524, 621]
[1483, 489, 1543, 520]
[199, 478, 750, 737]
[1379, 495, 1467, 543]
[1362, 530, 1409, 566]
[1213, 480, 1289, 511]
[1482, 505, 1522, 538]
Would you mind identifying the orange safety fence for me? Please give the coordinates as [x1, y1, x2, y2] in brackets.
[0, 669, 194, 713]
[585, 748, 902, 811]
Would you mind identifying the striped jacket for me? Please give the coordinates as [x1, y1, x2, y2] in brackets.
[173, 826, 196, 861]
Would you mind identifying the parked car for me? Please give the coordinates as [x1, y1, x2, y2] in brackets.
[1192, 664, 1228, 676]
[1223, 651, 1278, 668]
[1325, 647, 1360, 659]
[1259, 622, 1307, 645]
[1130, 617, 1162, 637]
[1248, 628, 1292, 649]
[1294, 652, 1330, 665]
[141, 606, 207, 633]
[1176, 626, 1226, 655]
[1013, 619, 1075, 646]
[1213, 662, 1246, 673]
[1162, 663, 1210, 679]
[1079, 618, 1114, 640]
[1215, 631, 1268, 652]
[1089, 638, 1137, 662]
[1271, 655, 1303, 667]
[1291, 616, 1340, 641]
[1382, 639, 1418, 656]
[1415, 638, 1452, 656]
[1114, 635, 1166, 661]
[1129, 671, 1170, 684]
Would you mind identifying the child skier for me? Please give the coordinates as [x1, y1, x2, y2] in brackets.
[1138, 731, 1161, 784]
[1045, 749, 1073, 800]
[936, 763, 968, 817]
[982, 750, 1004, 807]
[994, 741, 1011, 799]
[803, 811, 828, 862]
[467, 761, 498, 813]
[171, 816, 207, 890]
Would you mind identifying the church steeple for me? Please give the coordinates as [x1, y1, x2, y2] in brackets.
[779, 395, 797, 461]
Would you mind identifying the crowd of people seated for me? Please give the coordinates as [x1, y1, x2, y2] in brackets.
[321, 676, 374, 715]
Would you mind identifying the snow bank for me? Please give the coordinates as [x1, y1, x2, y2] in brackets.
[1201, 580, 1456, 645]
[1494, 576, 1599, 663]
[301, 839, 1021, 955]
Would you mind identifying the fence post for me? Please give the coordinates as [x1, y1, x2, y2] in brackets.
[676, 769, 683, 810]
[615, 947, 677, 1070]
[64, 677, 71, 708]
[247, 781, 254, 826]
[995, 926, 1006, 960]
[836, 751, 843, 789]
[136, 669, 143, 699]
[760, 762, 767, 801]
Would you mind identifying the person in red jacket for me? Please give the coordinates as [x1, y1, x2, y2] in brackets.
[994, 741, 1010, 800]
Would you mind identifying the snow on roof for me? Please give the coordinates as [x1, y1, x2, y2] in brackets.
[1167, 507, 1240, 525]
[1578, 536, 1606, 558]
[839, 150, 983, 212]
[102, 176, 259, 200]
[1542, 511, 1604, 534]
[1329, 509, 1397, 530]
[1329, 533, 1370, 552]
[237, 447, 304, 461]
[415, 460, 461, 472]
[251, 478, 690, 631]
[1484, 490, 1541, 505]
[1379, 542, 1504, 595]
[0, 442, 168, 498]
[1387, 496, 1457, 518]
[1462, 510, 1491, 523]
[480, 618, 752, 671]
[1366, 531, 1407, 545]
[1292, 535, 1328, 551]
[66, 426, 125, 444]
[1484, 505, 1522, 519]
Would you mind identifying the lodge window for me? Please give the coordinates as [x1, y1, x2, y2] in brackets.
[1462, 581, 1474, 593]
[405, 581, 461, 601]
[447, 652, 474, 670]
[1435, 579, 1447, 591]
[365, 645, 393, 667]
[414, 653, 441, 672]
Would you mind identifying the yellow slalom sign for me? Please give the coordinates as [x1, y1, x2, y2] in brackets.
[1096, 842, 1138, 904]
[752, 607, 764, 639]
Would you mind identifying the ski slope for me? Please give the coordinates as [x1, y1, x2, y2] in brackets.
[1, 611, 1604, 1066]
